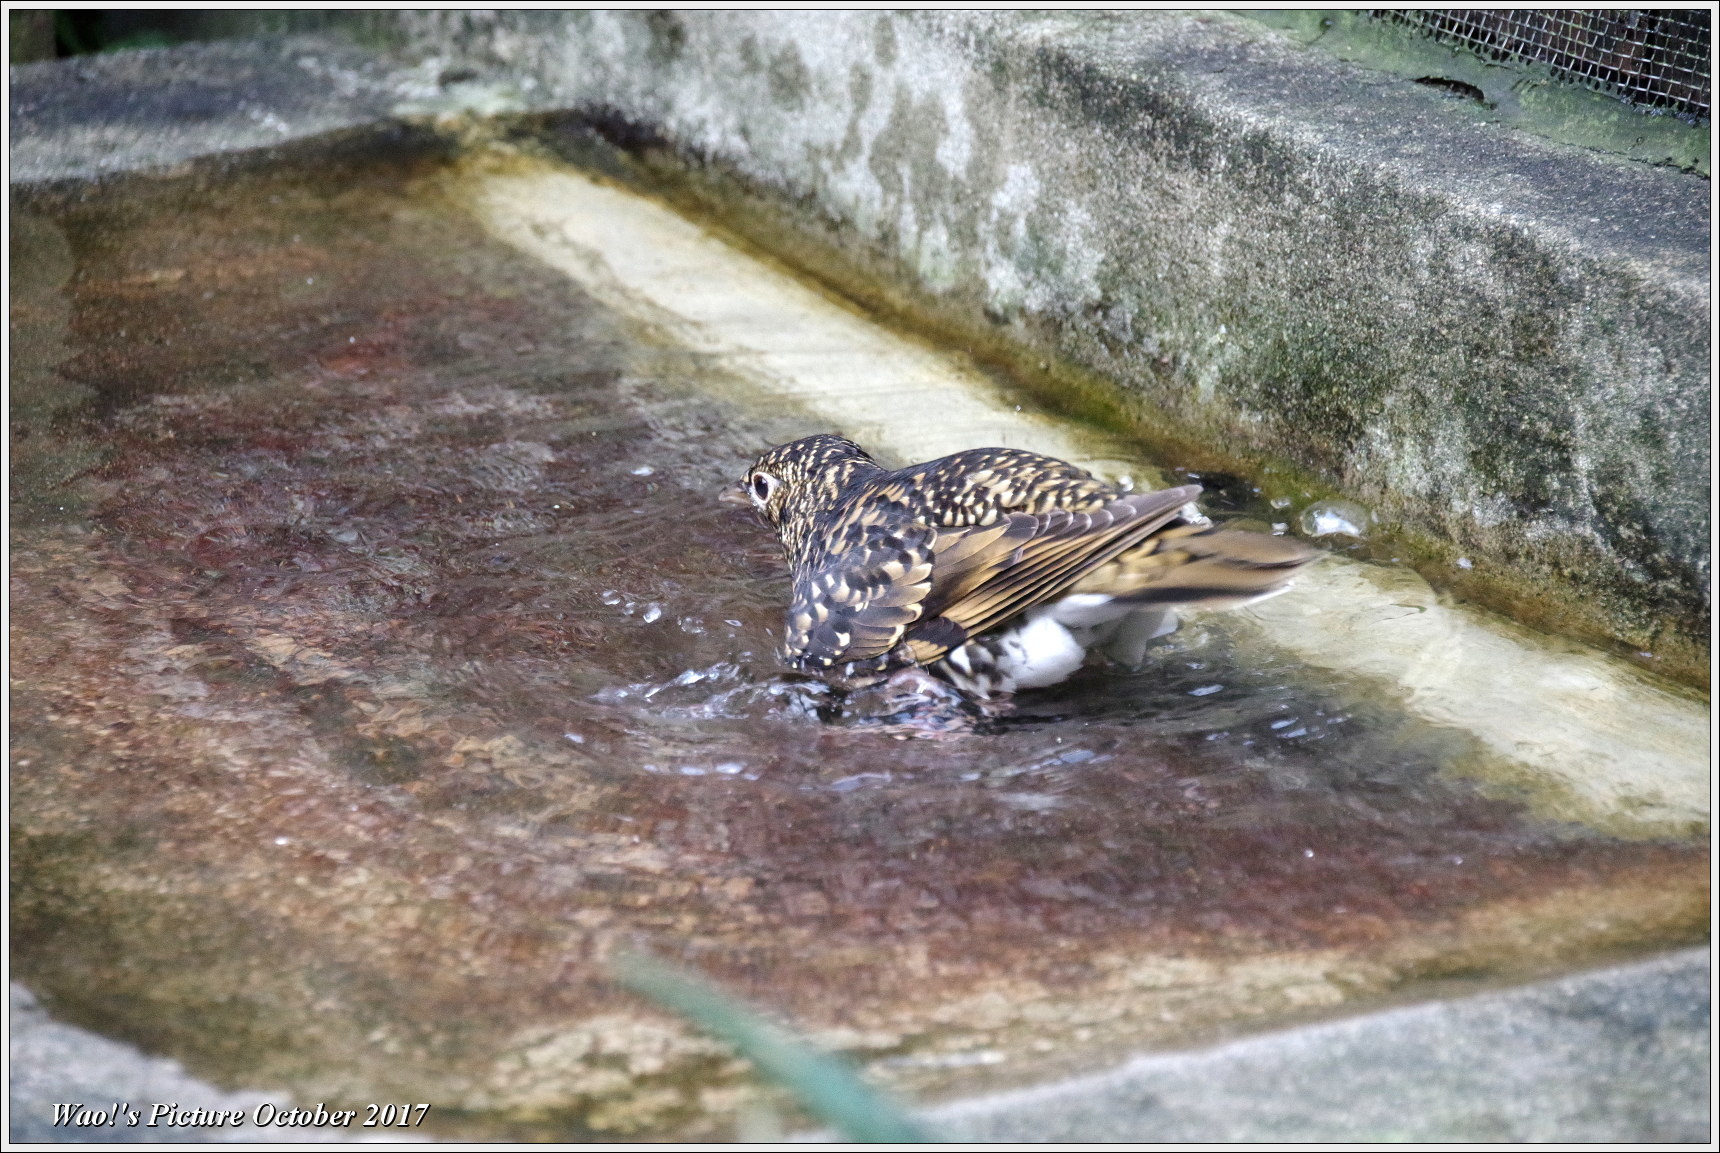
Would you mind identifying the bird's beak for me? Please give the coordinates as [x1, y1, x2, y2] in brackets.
[718, 483, 752, 507]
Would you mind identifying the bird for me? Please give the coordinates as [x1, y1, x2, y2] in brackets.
[736, 433, 1318, 698]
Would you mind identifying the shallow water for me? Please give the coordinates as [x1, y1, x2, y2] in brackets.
[8, 150, 1707, 1138]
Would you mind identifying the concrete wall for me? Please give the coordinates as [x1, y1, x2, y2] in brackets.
[370, 9, 1711, 682]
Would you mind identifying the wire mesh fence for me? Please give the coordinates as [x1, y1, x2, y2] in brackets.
[1374, 9, 1710, 122]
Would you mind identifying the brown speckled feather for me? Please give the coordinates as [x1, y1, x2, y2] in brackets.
[739, 433, 1316, 687]
[781, 503, 936, 667]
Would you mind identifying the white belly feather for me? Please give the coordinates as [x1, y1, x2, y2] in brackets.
[938, 595, 1184, 696]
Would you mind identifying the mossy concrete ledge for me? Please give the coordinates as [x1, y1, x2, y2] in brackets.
[379, 9, 1711, 683]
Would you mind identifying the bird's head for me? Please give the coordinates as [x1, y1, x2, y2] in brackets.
[738, 433, 881, 556]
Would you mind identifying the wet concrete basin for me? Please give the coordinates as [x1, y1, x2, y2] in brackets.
[8, 148, 1708, 1139]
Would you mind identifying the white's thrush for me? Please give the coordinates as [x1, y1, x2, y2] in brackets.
[739, 434, 1316, 697]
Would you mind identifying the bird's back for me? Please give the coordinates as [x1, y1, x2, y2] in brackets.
[877, 447, 1121, 527]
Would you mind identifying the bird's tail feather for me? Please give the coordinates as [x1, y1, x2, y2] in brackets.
[1073, 525, 1319, 610]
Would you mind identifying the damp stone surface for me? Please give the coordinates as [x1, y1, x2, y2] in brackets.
[7, 145, 1709, 1139]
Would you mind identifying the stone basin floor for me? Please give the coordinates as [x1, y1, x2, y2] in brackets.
[7, 148, 1709, 1140]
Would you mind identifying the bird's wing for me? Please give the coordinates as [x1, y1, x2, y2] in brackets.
[780, 503, 938, 671]
[900, 485, 1204, 664]
[781, 485, 1203, 670]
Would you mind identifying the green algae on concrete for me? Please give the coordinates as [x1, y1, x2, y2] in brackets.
[8, 147, 1710, 1141]
[1239, 11, 1710, 176]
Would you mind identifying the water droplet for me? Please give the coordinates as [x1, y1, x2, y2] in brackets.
[563, 732, 585, 744]
[631, 465, 655, 476]
[1455, 556, 1473, 569]
[641, 603, 663, 624]
[1303, 848, 1315, 858]
[1298, 499, 1371, 538]
[1188, 684, 1224, 696]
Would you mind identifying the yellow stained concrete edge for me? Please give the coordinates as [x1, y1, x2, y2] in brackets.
[465, 157, 1709, 839]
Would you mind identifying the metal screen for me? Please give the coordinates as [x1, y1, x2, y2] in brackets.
[1374, 9, 1711, 122]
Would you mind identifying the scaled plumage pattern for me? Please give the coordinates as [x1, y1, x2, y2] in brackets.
[739, 434, 1317, 697]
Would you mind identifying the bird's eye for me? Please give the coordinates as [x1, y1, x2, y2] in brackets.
[750, 472, 779, 505]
